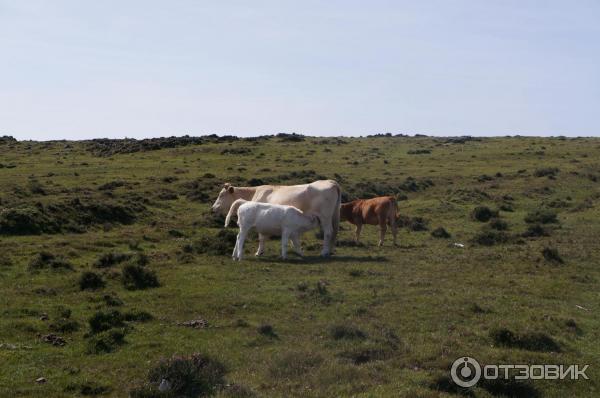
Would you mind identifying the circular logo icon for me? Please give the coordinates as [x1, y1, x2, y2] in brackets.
[451, 356, 481, 387]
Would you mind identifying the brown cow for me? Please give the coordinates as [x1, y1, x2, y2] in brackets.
[340, 196, 398, 246]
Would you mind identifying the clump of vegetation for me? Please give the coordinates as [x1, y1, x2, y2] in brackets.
[89, 310, 126, 333]
[542, 247, 564, 264]
[190, 229, 237, 256]
[429, 374, 474, 396]
[329, 323, 367, 340]
[122, 265, 160, 290]
[472, 230, 511, 246]
[94, 252, 131, 268]
[431, 227, 451, 238]
[123, 310, 154, 322]
[257, 324, 278, 338]
[479, 378, 540, 398]
[0, 198, 145, 236]
[397, 215, 429, 231]
[29, 252, 72, 270]
[339, 342, 396, 365]
[130, 353, 227, 398]
[490, 328, 561, 352]
[489, 218, 509, 231]
[471, 206, 497, 222]
[64, 382, 111, 396]
[86, 328, 126, 354]
[79, 272, 105, 291]
[534, 167, 559, 177]
[524, 209, 558, 224]
[407, 149, 431, 155]
[102, 294, 124, 307]
[522, 224, 550, 237]
[219, 384, 257, 398]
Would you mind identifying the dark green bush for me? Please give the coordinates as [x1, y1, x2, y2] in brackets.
[79, 272, 105, 291]
[122, 265, 160, 290]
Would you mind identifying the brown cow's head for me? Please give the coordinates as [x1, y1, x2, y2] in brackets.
[211, 183, 236, 215]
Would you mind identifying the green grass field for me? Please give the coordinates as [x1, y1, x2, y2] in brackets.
[1, 134, 599, 397]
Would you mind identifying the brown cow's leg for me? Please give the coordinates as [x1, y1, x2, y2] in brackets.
[354, 223, 362, 243]
[378, 215, 387, 246]
[390, 214, 398, 246]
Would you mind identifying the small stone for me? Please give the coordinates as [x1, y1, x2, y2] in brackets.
[36, 377, 46, 384]
[159, 378, 171, 392]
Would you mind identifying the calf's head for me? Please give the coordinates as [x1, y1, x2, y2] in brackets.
[211, 183, 236, 214]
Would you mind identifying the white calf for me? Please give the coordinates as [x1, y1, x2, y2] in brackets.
[225, 199, 320, 260]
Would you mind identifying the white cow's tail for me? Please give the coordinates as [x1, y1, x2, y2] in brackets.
[225, 199, 247, 227]
[331, 181, 342, 248]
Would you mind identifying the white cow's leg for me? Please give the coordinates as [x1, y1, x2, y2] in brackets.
[255, 233, 266, 256]
[232, 234, 240, 260]
[236, 228, 248, 261]
[321, 224, 333, 257]
[291, 234, 304, 257]
[281, 231, 290, 259]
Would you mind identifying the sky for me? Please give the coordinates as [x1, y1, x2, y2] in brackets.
[1, 1, 599, 140]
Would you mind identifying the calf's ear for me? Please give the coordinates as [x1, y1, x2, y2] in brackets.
[228, 186, 234, 194]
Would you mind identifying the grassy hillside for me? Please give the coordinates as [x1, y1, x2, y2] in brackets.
[1, 134, 599, 397]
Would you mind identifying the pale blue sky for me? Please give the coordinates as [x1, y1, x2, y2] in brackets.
[1, 1, 599, 140]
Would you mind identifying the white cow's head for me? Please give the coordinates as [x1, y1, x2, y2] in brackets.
[211, 183, 236, 215]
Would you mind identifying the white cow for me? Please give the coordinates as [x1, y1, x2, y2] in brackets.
[225, 199, 320, 260]
[212, 180, 341, 256]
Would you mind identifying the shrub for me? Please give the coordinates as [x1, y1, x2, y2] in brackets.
[257, 324, 278, 338]
[123, 310, 154, 322]
[490, 328, 560, 352]
[522, 224, 550, 237]
[472, 231, 510, 246]
[49, 319, 80, 333]
[429, 374, 474, 396]
[479, 378, 540, 398]
[86, 329, 126, 354]
[94, 252, 131, 268]
[397, 215, 429, 231]
[29, 252, 72, 270]
[89, 310, 126, 334]
[64, 382, 111, 396]
[102, 294, 124, 306]
[329, 324, 367, 340]
[471, 206, 497, 222]
[130, 353, 226, 398]
[524, 209, 558, 224]
[192, 229, 237, 256]
[339, 343, 396, 365]
[79, 272, 105, 291]
[431, 227, 451, 238]
[122, 265, 160, 290]
[534, 167, 559, 177]
[542, 247, 564, 264]
[489, 218, 509, 231]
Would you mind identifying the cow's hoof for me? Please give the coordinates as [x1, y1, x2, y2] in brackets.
[255, 251, 264, 257]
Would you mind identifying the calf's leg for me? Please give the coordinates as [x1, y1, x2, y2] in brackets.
[281, 230, 290, 259]
[235, 228, 249, 261]
[255, 233, 266, 256]
[290, 234, 304, 256]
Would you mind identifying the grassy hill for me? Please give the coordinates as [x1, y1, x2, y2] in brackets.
[1, 134, 599, 397]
